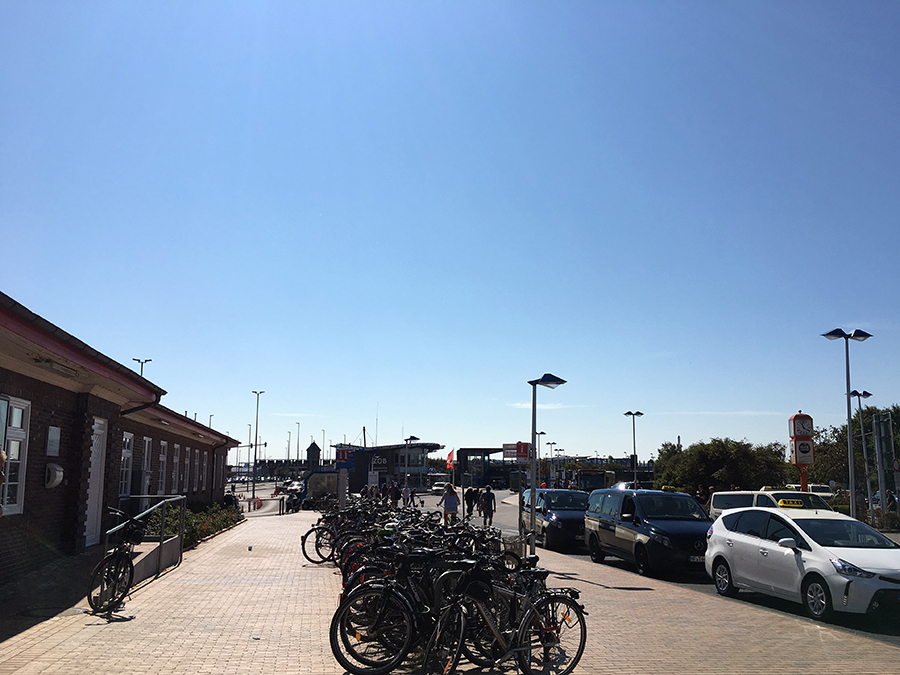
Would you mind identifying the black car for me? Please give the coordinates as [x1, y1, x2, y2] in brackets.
[521, 489, 589, 550]
[584, 489, 711, 575]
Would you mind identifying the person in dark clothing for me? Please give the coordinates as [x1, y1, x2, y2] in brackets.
[479, 485, 496, 527]
[465, 487, 478, 517]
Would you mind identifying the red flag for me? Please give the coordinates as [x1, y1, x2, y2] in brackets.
[446, 449, 454, 469]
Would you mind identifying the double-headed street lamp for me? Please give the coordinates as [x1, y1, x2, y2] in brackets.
[822, 328, 871, 520]
[132, 358, 151, 377]
[624, 411, 643, 485]
[529, 373, 566, 556]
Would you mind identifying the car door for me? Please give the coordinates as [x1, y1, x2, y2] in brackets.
[754, 514, 807, 600]
[597, 491, 624, 556]
[535, 493, 549, 541]
[614, 493, 640, 562]
[725, 509, 770, 589]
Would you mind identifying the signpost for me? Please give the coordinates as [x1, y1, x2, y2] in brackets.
[788, 411, 815, 492]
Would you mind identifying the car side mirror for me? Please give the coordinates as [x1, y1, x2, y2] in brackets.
[777, 537, 798, 550]
[621, 511, 634, 521]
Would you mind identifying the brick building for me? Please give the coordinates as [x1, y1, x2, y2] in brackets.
[0, 292, 237, 581]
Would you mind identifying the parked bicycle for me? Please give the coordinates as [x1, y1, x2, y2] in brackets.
[86, 506, 146, 613]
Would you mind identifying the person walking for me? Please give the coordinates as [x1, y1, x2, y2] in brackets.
[437, 484, 460, 525]
[465, 487, 478, 518]
[401, 483, 410, 507]
[479, 485, 496, 528]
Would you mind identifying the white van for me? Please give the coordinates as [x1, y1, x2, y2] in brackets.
[708, 489, 834, 519]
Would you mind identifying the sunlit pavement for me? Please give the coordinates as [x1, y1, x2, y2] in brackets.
[1, 504, 899, 675]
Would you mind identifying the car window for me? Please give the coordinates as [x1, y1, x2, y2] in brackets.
[756, 494, 777, 508]
[547, 492, 588, 510]
[537, 496, 546, 510]
[637, 493, 710, 520]
[621, 495, 636, 518]
[588, 491, 605, 514]
[712, 493, 753, 510]
[733, 510, 769, 538]
[768, 492, 833, 511]
[794, 518, 900, 549]
[600, 491, 623, 517]
[720, 512, 742, 531]
[764, 515, 809, 550]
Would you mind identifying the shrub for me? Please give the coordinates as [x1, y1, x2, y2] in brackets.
[146, 502, 244, 550]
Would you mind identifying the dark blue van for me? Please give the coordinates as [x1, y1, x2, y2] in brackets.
[521, 488, 588, 550]
[584, 489, 711, 575]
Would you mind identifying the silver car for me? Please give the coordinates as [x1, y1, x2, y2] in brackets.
[706, 506, 900, 620]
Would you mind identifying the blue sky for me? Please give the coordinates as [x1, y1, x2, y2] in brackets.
[3, 1, 898, 467]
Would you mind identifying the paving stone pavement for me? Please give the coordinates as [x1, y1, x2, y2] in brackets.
[1, 510, 899, 675]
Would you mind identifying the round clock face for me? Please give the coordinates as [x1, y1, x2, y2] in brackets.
[794, 419, 813, 436]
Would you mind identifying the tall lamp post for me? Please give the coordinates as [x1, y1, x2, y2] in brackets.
[822, 328, 871, 520]
[546, 441, 556, 485]
[296, 422, 301, 471]
[850, 389, 875, 522]
[252, 390, 265, 499]
[529, 373, 566, 555]
[405, 435, 419, 489]
[625, 411, 643, 485]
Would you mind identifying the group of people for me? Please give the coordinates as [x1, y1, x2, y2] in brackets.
[438, 484, 496, 526]
[364, 481, 419, 508]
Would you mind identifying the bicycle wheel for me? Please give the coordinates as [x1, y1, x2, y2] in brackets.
[301, 526, 333, 564]
[421, 604, 466, 675]
[87, 553, 134, 613]
[516, 594, 586, 675]
[460, 590, 512, 668]
[330, 586, 415, 675]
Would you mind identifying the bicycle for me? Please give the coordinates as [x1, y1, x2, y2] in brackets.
[86, 507, 147, 613]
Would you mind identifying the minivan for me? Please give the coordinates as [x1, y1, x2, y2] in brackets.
[521, 488, 588, 550]
[584, 489, 711, 576]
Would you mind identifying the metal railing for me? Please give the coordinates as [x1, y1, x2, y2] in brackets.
[106, 495, 186, 587]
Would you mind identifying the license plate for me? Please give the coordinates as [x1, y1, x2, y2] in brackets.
[689, 555, 705, 563]
[575, 535, 584, 540]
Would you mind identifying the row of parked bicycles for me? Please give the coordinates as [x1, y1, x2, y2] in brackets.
[302, 498, 588, 675]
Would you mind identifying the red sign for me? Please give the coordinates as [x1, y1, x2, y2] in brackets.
[446, 449, 454, 469]
[516, 442, 530, 462]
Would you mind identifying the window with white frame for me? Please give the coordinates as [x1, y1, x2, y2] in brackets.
[158, 441, 168, 495]
[183, 447, 190, 495]
[1, 397, 30, 516]
[120, 432, 134, 497]
[193, 449, 200, 492]
[172, 444, 180, 493]
[201, 450, 208, 491]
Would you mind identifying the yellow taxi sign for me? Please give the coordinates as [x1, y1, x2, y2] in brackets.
[777, 498, 805, 509]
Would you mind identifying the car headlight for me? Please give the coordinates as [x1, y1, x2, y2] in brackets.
[830, 558, 875, 578]
[549, 514, 563, 528]
[650, 531, 672, 548]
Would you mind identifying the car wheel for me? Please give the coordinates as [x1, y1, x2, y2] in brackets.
[588, 536, 605, 564]
[713, 558, 738, 597]
[543, 528, 554, 551]
[634, 546, 652, 576]
[802, 575, 833, 621]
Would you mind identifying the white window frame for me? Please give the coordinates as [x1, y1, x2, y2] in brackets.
[119, 432, 134, 497]
[158, 441, 168, 495]
[1, 397, 31, 516]
[201, 450, 208, 491]
[172, 444, 180, 493]
[183, 447, 190, 495]
[193, 449, 200, 492]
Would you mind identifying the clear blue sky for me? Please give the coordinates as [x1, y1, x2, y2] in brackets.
[3, 1, 898, 467]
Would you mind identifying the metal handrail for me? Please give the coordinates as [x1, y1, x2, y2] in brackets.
[106, 495, 187, 583]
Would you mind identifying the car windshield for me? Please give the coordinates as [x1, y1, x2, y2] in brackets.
[637, 494, 710, 520]
[794, 518, 900, 549]
[768, 492, 833, 511]
[546, 492, 588, 510]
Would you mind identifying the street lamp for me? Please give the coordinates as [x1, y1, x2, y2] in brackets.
[296, 422, 301, 471]
[554, 448, 564, 486]
[208, 414, 213, 428]
[546, 441, 556, 485]
[405, 435, 419, 488]
[822, 328, 871, 519]
[850, 389, 875, 521]
[624, 411, 644, 485]
[132, 358, 151, 377]
[252, 390, 265, 499]
[529, 373, 566, 555]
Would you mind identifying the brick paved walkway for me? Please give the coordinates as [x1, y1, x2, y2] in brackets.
[1, 510, 898, 675]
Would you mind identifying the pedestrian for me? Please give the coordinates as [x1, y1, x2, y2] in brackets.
[465, 487, 478, 517]
[401, 483, 410, 507]
[887, 489, 897, 513]
[410, 486, 418, 507]
[479, 485, 496, 528]
[388, 481, 401, 509]
[437, 484, 460, 525]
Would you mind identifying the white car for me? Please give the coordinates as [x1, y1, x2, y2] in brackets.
[430, 482, 447, 495]
[706, 506, 900, 620]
